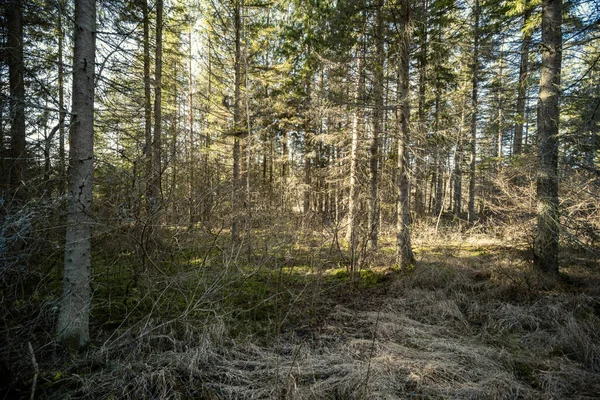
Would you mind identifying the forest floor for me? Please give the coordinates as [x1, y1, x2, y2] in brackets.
[4, 222, 600, 399]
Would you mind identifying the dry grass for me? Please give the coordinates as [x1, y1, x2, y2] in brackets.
[3, 222, 600, 399]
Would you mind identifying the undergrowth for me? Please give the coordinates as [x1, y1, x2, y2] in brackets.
[2, 220, 600, 399]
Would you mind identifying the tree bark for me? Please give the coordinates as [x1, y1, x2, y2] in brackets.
[346, 45, 364, 257]
[6, 0, 26, 195]
[58, 9, 67, 195]
[534, 0, 562, 277]
[232, 0, 242, 244]
[143, 0, 153, 214]
[513, 2, 532, 156]
[468, 0, 480, 224]
[369, 0, 384, 248]
[414, 0, 428, 219]
[151, 0, 163, 213]
[453, 101, 466, 218]
[57, 0, 96, 351]
[396, 0, 415, 269]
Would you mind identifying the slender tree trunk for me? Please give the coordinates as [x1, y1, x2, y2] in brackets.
[151, 0, 163, 213]
[58, 9, 67, 195]
[142, 0, 153, 214]
[189, 27, 195, 226]
[468, 0, 480, 224]
[453, 101, 466, 217]
[434, 87, 443, 216]
[304, 76, 312, 215]
[57, 0, 96, 351]
[346, 46, 364, 256]
[396, 0, 414, 269]
[414, 0, 428, 218]
[6, 0, 26, 195]
[369, 0, 384, 248]
[232, 0, 242, 244]
[513, 2, 532, 156]
[534, 0, 562, 277]
[497, 33, 504, 163]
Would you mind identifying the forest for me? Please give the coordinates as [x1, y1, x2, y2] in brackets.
[1, 0, 599, 398]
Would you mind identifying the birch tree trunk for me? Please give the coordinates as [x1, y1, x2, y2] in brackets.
[57, 0, 96, 351]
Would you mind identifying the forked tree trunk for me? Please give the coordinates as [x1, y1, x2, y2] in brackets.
[57, 0, 96, 351]
[534, 0, 562, 277]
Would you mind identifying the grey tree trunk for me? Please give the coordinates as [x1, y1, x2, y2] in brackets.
[58, 9, 67, 195]
[513, 2, 532, 156]
[468, 0, 480, 224]
[151, 0, 163, 212]
[142, 0, 153, 214]
[346, 45, 364, 259]
[6, 0, 26, 194]
[534, 0, 562, 277]
[232, 0, 242, 244]
[396, 0, 415, 269]
[414, 0, 428, 219]
[453, 102, 466, 218]
[369, 0, 384, 248]
[57, 0, 96, 351]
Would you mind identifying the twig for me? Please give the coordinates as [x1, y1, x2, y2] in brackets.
[28, 342, 38, 400]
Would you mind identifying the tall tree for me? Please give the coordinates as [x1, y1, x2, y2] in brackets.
[57, 0, 96, 350]
[6, 0, 26, 195]
[143, 0, 153, 213]
[369, 0, 384, 248]
[396, 0, 415, 269]
[513, 0, 532, 156]
[468, 0, 480, 223]
[151, 0, 164, 212]
[534, 0, 562, 276]
[232, 0, 242, 244]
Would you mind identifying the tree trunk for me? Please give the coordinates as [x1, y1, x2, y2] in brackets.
[142, 0, 153, 214]
[304, 76, 312, 215]
[534, 0, 562, 277]
[151, 0, 163, 213]
[453, 101, 466, 218]
[468, 0, 480, 224]
[396, 0, 415, 269]
[497, 33, 504, 163]
[232, 0, 242, 244]
[346, 45, 364, 258]
[57, 0, 96, 351]
[58, 9, 67, 195]
[188, 27, 195, 226]
[414, 0, 428, 219]
[513, 2, 532, 156]
[6, 0, 26, 195]
[369, 0, 384, 248]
